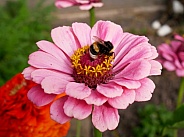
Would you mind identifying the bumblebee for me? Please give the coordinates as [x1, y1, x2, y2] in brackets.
[89, 36, 114, 59]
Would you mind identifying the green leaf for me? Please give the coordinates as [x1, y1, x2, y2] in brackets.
[172, 121, 184, 129]
[0, 0, 54, 85]
[168, 104, 184, 129]
[133, 104, 174, 137]
[172, 104, 184, 123]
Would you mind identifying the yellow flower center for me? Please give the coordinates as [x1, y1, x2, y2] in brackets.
[71, 46, 114, 89]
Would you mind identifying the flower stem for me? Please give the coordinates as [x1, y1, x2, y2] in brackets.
[174, 130, 178, 137]
[174, 77, 184, 137]
[76, 120, 81, 137]
[172, 77, 184, 137]
[89, 7, 95, 27]
[94, 127, 102, 137]
[177, 77, 184, 108]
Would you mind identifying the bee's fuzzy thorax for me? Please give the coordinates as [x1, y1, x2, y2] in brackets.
[89, 36, 114, 59]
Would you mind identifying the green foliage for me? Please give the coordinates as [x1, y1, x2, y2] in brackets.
[0, 0, 54, 85]
[168, 104, 184, 129]
[133, 104, 174, 137]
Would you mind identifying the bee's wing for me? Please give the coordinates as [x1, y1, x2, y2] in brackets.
[92, 36, 105, 44]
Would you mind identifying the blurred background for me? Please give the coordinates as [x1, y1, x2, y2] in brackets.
[0, 0, 184, 137]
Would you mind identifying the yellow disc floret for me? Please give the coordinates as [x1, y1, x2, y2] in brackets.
[71, 46, 114, 89]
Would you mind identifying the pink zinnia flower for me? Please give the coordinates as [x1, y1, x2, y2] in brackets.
[157, 34, 184, 77]
[22, 20, 162, 132]
[55, 0, 103, 10]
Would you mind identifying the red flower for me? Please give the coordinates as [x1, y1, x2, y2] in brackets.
[0, 73, 70, 137]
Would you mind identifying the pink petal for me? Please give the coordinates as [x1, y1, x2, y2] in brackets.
[135, 78, 155, 101]
[91, 2, 104, 8]
[158, 43, 176, 58]
[174, 59, 183, 69]
[170, 41, 182, 52]
[22, 66, 36, 80]
[31, 69, 73, 84]
[179, 52, 184, 61]
[116, 59, 151, 80]
[114, 42, 152, 72]
[176, 69, 184, 77]
[84, 89, 108, 106]
[79, 4, 93, 10]
[91, 20, 123, 47]
[111, 78, 141, 89]
[78, 0, 89, 4]
[65, 82, 91, 99]
[174, 34, 184, 41]
[27, 85, 56, 106]
[158, 43, 171, 52]
[149, 60, 162, 75]
[163, 61, 176, 71]
[96, 82, 123, 98]
[51, 26, 79, 57]
[50, 96, 72, 124]
[92, 105, 120, 132]
[55, 0, 76, 8]
[28, 51, 72, 74]
[72, 22, 91, 47]
[108, 89, 135, 109]
[114, 33, 149, 66]
[162, 53, 173, 61]
[63, 97, 92, 120]
[147, 46, 159, 60]
[79, 2, 103, 10]
[41, 76, 69, 94]
[36, 40, 71, 66]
